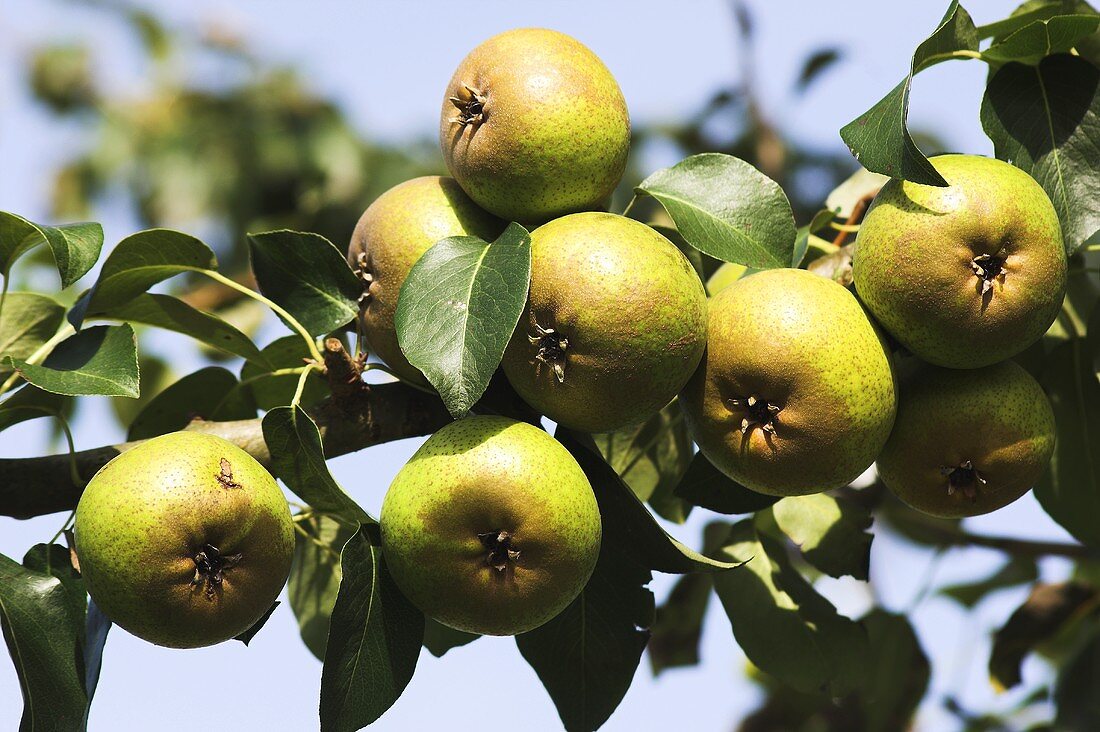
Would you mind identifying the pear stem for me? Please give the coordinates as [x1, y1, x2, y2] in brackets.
[831, 190, 878, 248]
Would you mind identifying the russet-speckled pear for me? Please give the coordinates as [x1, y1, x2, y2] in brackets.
[501, 212, 707, 433]
[380, 416, 601, 636]
[347, 176, 503, 385]
[440, 28, 630, 224]
[852, 154, 1066, 369]
[74, 431, 294, 648]
[876, 360, 1056, 518]
[680, 268, 897, 496]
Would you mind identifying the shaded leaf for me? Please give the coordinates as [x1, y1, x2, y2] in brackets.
[126, 366, 255, 441]
[773, 493, 873, 580]
[248, 230, 361, 337]
[981, 54, 1100, 253]
[1055, 621, 1100, 730]
[288, 514, 355, 661]
[4, 324, 139, 398]
[69, 229, 216, 328]
[674, 451, 779, 515]
[1036, 338, 1100, 545]
[840, 1, 978, 186]
[0, 212, 102, 288]
[940, 557, 1039, 607]
[395, 223, 531, 417]
[0, 384, 68, 432]
[236, 335, 327, 411]
[795, 48, 842, 93]
[234, 601, 279, 645]
[983, 15, 1100, 64]
[856, 610, 931, 732]
[422, 619, 479, 658]
[262, 405, 373, 526]
[319, 525, 424, 732]
[636, 153, 797, 268]
[0, 293, 66, 373]
[977, 1, 1082, 39]
[990, 581, 1099, 690]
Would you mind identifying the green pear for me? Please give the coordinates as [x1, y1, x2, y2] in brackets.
[853, 154, 1066, 368]
[681, 268, 897, 496]
[877, 359, 1056, 518]
[501, 212, 707, 433]
[380, 416, 601, 636]
[74, 431, 294, 648]
[347, 176, 503, 384]
[440, 28, 630, 224]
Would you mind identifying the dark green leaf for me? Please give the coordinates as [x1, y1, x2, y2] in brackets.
[422, 619, 479, 658]
[795, 48, 842, 93]
[772, 493, 874, 580]
[0, 212, 102, 288]
[247, 230, 361, 337]
[85, 293, 267, 366]
[0, 293, 66, 373]
[636, 153, 797, 268]
[319, 525, 424, 732]
[82, 599, 110, 721]
[0, 385, 68, 432]
[395, 223, 531, 417]
[517, 526, 653, 732]
[557, 428, 739, 573]
[592, 401, 693, 524]
[1055, 621, 1100, 730]
[857, 610, 931, 732]
[940, 557, 1040, 607]
[0, 547, 90, 731]
[262, 405, 373, 526]
[127, 366, 255, 441]
[981, 54, 1100, 253]
[712, 521, 868, 696]
[990, 581, 1098, 690]
[840, 1, 978, 186]
[68, 229, 216, 328]
[288, 514, 355, 661]
[792, 208, 837, 268]
[674, 451, 779, 514]
[1036, 338, 1100, 545]
[236, 335, 328, 411]
[648, 521, 731, 675]
[4, 324, 139, 398]
[234, 601, 279, 645]
[983, 15, 1100, 64]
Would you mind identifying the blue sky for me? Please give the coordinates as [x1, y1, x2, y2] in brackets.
[0, 1, 1075, 730]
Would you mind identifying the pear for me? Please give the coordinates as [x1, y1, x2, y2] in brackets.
[74, 431, 294, 648]
[853, 154, 1066, 369]
[440, 28, 630, 224]
[681, 268, 897, 496]
[501, 212, 707, 433]
[380, 416, 601, 636]
[877, 359, 1056, 518]
[348, 176, 503, 384]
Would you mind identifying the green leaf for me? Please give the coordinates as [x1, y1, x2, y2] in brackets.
[395, 223, 531, 417]
[557, 428, 740, 573]
[0, 547, 91, 731]
[857, 610, 931, 731]
[635, 153, 797, 268]
[247, 230, 362, 337]
[840, 1, 978, 186]
[990, 581, 1098, 690]
[516, 524, 653, 732]
[237, 335, 327, 412]
[712, 521, 868, 696]
[981, 54, 1100, 253]
[126, 366, 255, 440]
[69, 229, 216, 328]
[288, 514, 355, 661]
[319, 525, 424, 732]
[233, 601, 279, 645]
[422, 619, 479, 658]
[1035, 338, 1100, 545]
[673, 451, 779, 514]
[983, 15, 1100, 64]
[4, 324, 139, 398]
[262, 405, 373, 526]
[1055, 620, 1100, 730]
[592, 401, 693, 524]
[0, 293, 65, 377]
[0, 384, 68, 432]
[977, 2, 1077, 39]
[648, 521, 731, 676]
[795, 48, 842, 93]
[824, 167, 889, 217]
[0, 212, 103, 288]
[772, 493, 874, 580]
[940, 557, 1039, 607]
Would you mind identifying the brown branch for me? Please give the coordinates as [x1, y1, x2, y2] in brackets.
[905, 519, 1096, 560]
[0, 381, 451, 520]
[831, 190, 878, 247]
